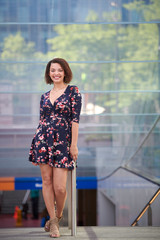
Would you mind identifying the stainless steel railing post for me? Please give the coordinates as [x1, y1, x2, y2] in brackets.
[67, 162, 77, 236]
[67, 171, 71, 229]
[71, 162, 77, 236]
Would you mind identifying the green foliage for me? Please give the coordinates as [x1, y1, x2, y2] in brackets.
[1, 32, 35, 77]
[123, 0, 160, 21]
[0, 32, 47, 90]
[0, 0, 159, 109]
[45, 3, 159, 112]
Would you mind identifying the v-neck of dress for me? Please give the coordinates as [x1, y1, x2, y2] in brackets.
[48, 85, 69, 106]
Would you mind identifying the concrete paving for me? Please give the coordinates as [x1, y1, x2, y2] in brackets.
[0, 227, 160, 240]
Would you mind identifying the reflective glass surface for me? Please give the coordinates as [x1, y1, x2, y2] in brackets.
[0, 0, 160, 226]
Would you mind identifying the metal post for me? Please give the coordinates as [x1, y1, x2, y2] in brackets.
[67, 171, 71, 229]
[71, 162, 77, 236]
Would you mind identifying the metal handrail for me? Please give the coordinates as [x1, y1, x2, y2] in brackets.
[131, 188, 160, 226]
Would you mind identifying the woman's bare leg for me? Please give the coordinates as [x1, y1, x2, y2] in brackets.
[39, 164, 56, 219]
[53, 168, 68, 218]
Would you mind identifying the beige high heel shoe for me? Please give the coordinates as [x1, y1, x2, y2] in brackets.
[44, 215, 63, 232]
[49, 217, 60, 238]
[44, 220, 50, 232]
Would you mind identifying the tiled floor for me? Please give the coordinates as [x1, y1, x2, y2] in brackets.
[0, 215, 160, 240]
[0, 226, 160, 240]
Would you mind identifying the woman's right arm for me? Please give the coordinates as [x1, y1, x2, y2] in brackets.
[39, 94, 45, 124]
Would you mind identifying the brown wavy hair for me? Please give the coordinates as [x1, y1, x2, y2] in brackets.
[45, 58, 73, 84]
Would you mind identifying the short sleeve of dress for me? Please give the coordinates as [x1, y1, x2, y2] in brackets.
[39, 94, 44, 124]
[71, 86, 82, 123]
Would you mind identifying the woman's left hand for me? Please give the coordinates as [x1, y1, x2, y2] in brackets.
[70, 144, 78, 162]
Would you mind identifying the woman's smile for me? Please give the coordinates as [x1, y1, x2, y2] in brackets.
[49, 63, 65, 83]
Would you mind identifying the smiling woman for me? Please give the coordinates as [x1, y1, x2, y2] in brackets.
[45, 58, 73, 85]
[49, 63, 65, 84]
[28, 58, 82, 238]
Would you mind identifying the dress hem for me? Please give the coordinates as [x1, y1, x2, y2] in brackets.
[29, 160, 74, 170]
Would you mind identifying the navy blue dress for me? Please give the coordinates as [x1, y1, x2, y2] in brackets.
[29, 85, 82, 170]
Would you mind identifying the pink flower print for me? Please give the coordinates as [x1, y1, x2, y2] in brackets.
[39, 135, 44, 140]
[49, 152, 53, 157]
[56, 150, 61, 155]
[60, 104, 65, 108]
[48, 147, 52, 152]
[41, 147, 46, 152]
[56, 120, 61, 126]
[75, 86, 79, 93]
[61, 156, 67, 164]
[53, 139, 58, 146]
[56, 134, 59, 141]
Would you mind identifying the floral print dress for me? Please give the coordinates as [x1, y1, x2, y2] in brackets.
[29, 85, 82, 170]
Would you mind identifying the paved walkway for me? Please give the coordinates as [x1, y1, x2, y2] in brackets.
[0, 227, 160, 240]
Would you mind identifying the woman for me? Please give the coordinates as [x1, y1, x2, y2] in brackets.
[29, 58, 82, 238]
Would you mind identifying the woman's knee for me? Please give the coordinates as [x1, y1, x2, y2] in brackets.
[42, 175, 53, 187]
[54, 185, 66, 196]
[39, 164, 53, 187]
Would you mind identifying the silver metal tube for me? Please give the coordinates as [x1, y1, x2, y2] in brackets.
[67, 171, 71, 229]
[71, 162, 77, 236]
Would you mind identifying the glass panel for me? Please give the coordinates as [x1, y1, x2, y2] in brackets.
[0, 91, 159, 181]
[0, 0, 159, 182]
[125, 118, 160, 183]
[0, 0, 159, 24]
[0, 62, 159, 92]
[0, 23, 159, 62]
[97, 168, 160, 226]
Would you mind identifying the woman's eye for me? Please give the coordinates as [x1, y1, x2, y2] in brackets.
[50, 69, 63, 73]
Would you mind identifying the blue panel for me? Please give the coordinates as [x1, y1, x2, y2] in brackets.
[15, 177, 42, 190]
[15, 176, 97, 190]
[76, 176, 97, 189]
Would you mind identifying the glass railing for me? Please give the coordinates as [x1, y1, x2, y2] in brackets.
[0, 91, 159, 185]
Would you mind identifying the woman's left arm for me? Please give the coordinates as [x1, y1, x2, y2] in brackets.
[70, 86, 82, 162]
[70, 122, 79, 161]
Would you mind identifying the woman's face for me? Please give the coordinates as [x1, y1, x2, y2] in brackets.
[49, 63, 65, 84]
